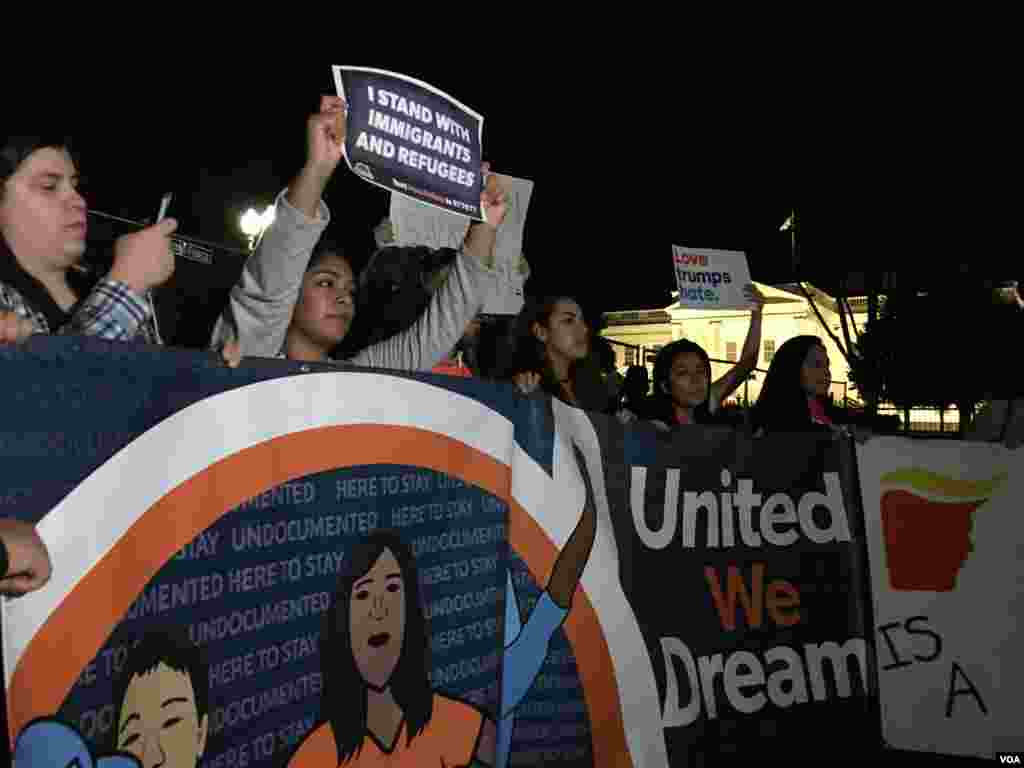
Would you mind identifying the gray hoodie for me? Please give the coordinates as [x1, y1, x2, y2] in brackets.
[210, 188, 511, 372]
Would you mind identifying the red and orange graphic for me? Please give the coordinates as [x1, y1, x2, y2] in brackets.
[880, 469, 1007, 591]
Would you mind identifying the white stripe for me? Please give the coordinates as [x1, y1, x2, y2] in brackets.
[510, 401, 668, 766]
[4, 373, 512, 687]
[5, 375, 666, 765]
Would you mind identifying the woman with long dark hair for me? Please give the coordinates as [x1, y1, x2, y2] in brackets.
[646, 284, 765, 429]
[290, 531, 495, 766]
[215, 97, 512, 373]
[291, 510, 596, 767]
[505, 294, 610, 412]
[647, 339, 719, 428]
[747, 334, 870, 440]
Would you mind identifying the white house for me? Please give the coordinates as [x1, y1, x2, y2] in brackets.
[600, 282, 870, 406]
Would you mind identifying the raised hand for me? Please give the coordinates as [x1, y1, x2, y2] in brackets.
[0, 518, 52, 597]
[480, 162, 508, 228]
[220, 336, 243, 368]
[306, 95, 348, 179]
[289, 96, 349, 218]
[514, 371, 542, 395]
[1, 311, 36, 345]
[108, 218, 179, 295]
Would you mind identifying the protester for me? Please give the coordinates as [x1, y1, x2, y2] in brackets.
[0, 517, 52, 596]
[213, 97, 512, 371]
[506, 295, 611, 412]
[472, 315, 517, 380]
[431, 316, 481, 377]
[594, 336, 623, 411]
[749, 334, 871, 441]
[1, 135, 177, 345]
[617, 364, 653, 423]
[349, 249, 491, 377]
[429, 251, 531, 379]
[967, 281, 1024, 448]
[645, 283, 765, 429]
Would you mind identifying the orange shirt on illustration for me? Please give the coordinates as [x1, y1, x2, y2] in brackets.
[288, 693, 484, 767]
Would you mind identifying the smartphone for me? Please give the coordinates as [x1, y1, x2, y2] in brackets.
[148, 192, 173, 346]
[156, 192, 173, 223]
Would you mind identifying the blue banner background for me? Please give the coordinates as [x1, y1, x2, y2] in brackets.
[1, 338, 591, 768]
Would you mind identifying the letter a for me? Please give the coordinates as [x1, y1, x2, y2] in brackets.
[945, 661, 989, 717]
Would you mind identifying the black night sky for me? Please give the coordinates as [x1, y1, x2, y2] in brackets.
[15, 57, 1014, 335]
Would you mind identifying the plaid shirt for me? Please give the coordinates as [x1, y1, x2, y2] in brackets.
[0, 277, 158, 343]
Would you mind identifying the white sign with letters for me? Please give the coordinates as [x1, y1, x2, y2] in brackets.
[672, 246, 753, 310]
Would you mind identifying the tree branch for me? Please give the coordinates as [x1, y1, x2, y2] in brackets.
[798, 282, 854, 367]
[835, 280, 856, 366]
[842, 297, 861, 341]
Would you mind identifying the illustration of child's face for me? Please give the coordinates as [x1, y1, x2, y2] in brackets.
[117, 663, 207, 768]
[350, 548, 406, 690]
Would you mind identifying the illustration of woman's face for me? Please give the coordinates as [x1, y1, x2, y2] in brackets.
[349, 548, 406, 690]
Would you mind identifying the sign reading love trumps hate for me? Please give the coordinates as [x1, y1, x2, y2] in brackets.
[672, 246, 754, 309]
[334, 66, 485, 221]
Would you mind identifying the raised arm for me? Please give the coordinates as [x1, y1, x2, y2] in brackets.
[210, 96, 345, 358]
[498, 447, 597, 722]
[349, 174, 510, 372]
[709, 283, 764, 412]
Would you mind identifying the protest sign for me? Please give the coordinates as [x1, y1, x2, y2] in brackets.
[390, 172, 533, 316]
[857, 438, 1022, 760]
[672, 246, 755, 310]
[0, 338, 589, 768]
[171, 238, 214, 265]
[333, 66, 485, 221]
[576, 422, 879, 764]
[21, 339, 1006, 765]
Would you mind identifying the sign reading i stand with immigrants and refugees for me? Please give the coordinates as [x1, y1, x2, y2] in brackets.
[333, 66, 486, 222]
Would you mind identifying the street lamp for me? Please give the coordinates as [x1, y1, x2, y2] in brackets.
[239, 205, 276, 251]
[780, 208, 797, 275]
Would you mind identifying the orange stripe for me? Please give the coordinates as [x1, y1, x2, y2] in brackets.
[8, 425, 510, 743]
[509, 500, 632, 766]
